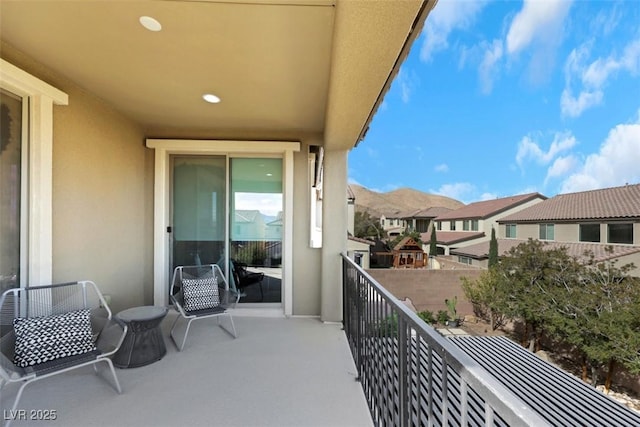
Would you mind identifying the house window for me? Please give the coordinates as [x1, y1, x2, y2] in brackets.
[0, 59, 68, 291]
[458, 256, 472, 265]
[450, 221, 456, 231]
[437, 221, 442, 231]
[506, 224, 516, 238]
[463, 220, 469, 231]
[608, 223, 633, 244]
[579, 224, 600, 243]
[471, 219, 479, 231]
[381, 219, 385, 226]
[539, 224, 554, 240]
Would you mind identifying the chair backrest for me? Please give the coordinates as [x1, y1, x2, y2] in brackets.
[170, 264, 231, 308]
[0, 281, 112, 378]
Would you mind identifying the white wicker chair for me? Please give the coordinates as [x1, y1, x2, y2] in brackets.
[170, 264, 237, 351]
[0, 281, 127, 425]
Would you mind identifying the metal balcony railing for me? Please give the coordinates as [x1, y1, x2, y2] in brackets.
[341, 254, 548, 427]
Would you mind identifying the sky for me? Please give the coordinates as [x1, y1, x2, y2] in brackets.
[348, 0, 640, 204]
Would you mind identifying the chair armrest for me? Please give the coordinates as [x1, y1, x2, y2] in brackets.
[96, 317, 128, 357]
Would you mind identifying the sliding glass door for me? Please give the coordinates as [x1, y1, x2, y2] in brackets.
[230, 158, 282, 303]
[172, 156, 226, 271]
[171, 155, 282, 304]
[0, 89, 24, 293]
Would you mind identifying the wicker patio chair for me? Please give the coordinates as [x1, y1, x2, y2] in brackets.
[169, 264, 238, 351]
[0, 281, 127, 422]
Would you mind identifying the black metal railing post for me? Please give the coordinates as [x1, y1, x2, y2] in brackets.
[340, 254, 546, 427]
[397, 315, 409, 427]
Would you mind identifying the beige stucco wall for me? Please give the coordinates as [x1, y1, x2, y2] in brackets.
[1, 43, 333, 317]
[1, 42, 153, 313]
[292, 141, 322, 315]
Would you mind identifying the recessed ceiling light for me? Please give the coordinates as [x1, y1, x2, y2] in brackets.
[203, 93, 221, 104]
[140, 16, 162, 32]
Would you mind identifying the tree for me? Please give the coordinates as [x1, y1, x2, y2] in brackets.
[461, 268, 510, 330]
[488, 227, 498, 268]
[429, 226, 438, 257]
[546, 250, 640, 389]
[354, 211, 385, 240]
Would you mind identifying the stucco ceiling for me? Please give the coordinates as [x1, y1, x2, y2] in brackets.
[0, 0, 433, 147]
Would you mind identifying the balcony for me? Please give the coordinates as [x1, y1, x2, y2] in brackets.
[3, 257, 639, 426]
[0, 315, 372, 426]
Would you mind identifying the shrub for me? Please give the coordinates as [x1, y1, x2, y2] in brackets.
[437, 310, 449, 324]
[417, 310, 435, 324]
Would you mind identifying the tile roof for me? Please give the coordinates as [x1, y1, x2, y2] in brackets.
[409, 206, 452, 218]
[435, 193, 546, 220]
[451, 238, 640, 263]
[499, 184, 640, 222]
[421, 231, 485, 245]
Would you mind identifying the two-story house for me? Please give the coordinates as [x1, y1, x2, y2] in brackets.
[426, 193, 547, 256]
[452, 184, 640, 272]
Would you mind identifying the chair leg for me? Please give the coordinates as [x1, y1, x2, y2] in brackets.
[102, 358, 122, 394]
[171, 316, 194, 351]
[170, 314, 189, 351]
[218, 313, 237, 338]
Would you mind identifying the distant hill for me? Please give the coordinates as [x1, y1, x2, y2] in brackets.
[350, 184, 464, 218]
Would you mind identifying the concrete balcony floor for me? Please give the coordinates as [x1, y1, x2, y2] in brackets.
[1, 312, 373, 427]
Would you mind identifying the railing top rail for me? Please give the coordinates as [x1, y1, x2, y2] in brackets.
[341, 253, 550, 426]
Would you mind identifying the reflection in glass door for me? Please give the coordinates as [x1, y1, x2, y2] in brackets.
[171, 156, 226, 273]
[0, 89, 23, 293]
[230, 158, 282, 303]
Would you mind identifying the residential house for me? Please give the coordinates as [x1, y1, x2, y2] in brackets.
[0, 0, 434, 322]
[426, 193, 547, 256]
[452, 184, 640, 272]
[379, 209, 408, 237]
[405, 206, 452, 233]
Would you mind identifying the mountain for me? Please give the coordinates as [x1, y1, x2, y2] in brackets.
[350, 184, 464, 218]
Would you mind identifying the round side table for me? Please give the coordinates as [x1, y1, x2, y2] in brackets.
[113, 305, 168, 368]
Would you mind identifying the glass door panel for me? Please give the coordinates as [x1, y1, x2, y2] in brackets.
[230, 158, 282, 303]
[0, 89, 23, 293]
[172, 156, 226, 273]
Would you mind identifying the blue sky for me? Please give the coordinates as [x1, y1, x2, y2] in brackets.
[348, 0, 640, 204]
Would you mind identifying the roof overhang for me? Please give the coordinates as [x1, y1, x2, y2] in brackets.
[0, 0, 435, 149]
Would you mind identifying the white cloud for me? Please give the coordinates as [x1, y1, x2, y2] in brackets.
[431, 182, 476, 203]
[591, 4, 623, 37]
[545, 154, 579, 184]
[419, 0, 488, 63]
[506, 0, 572, 55]
[561, 39, 640, 117]
[516, 132, 578, 168]
[506, 0, 572, 85]
[479, 39, 504, 94]
[435, 163, 449, 173]
[560, 114, 640, 193]
[479, 192, 498, 201]
[396, 68, 419, 103]
[560, 88, 603, 118]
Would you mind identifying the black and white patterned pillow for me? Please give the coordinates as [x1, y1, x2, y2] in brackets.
[182, 276, 220, 312]
[13, 308, 96, 368]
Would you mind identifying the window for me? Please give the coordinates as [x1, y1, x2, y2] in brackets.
[608, 223, 633, 244]
[0, 59, 68, 291]
[579, 224, 600, 242]
[381, 219, 385, 226]
[450, 221, 456, 231]
[506, 224, 516, 238]
[458, 256, 472, 265]
[539, 224, 554, 240]
[471, 219, 479, 231]
[463, 220, 470, 231]
[437, 221, 442, 231]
